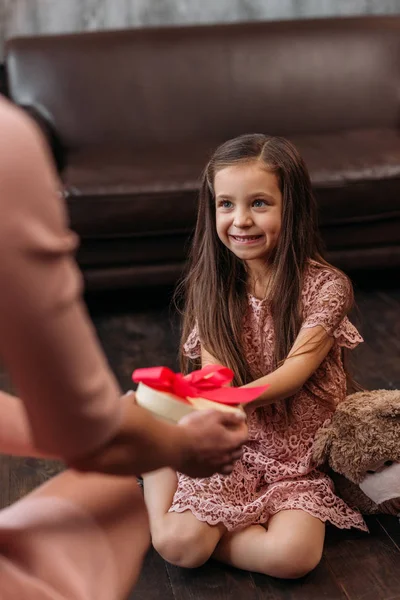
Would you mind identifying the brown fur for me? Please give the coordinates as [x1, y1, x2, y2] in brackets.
[314, 389, 400, 483]
[313, 390, 400, 514]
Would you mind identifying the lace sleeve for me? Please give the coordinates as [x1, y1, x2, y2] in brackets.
[302, 270, 363, 349]
[183, 325, 201, 359]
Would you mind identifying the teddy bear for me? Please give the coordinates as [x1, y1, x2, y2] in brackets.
[313, 389, 400, 516]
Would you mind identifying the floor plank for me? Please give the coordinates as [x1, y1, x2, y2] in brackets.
[129, 548, 175, 600]
[166, 559, 257, 600]
[376, 514, 400, 551]
[7, 456, 63, 505]
[351, 289, 400, 389]
[251, 556, 347, 600]
[324, 517, 400, 600]
[0, 452, 10, 509]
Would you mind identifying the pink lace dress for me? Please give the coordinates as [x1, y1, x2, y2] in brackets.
[170, 262, 367, 532]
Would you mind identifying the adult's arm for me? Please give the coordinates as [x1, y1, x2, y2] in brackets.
[0, 98, 124, 460]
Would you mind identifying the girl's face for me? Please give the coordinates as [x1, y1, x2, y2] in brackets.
[214, 162, 282, 273]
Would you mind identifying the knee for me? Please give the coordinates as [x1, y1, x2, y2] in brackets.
[264, 539, 323, 579]
[152, 522, 210, 569]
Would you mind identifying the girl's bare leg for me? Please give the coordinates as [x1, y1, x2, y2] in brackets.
[213, 510, 325, 579]
[143, 468, 225, 568]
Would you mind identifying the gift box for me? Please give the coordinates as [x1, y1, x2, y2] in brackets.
[132, 364, 269, 423]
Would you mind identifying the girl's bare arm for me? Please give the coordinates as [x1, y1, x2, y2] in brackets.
[200, 326, 333, 409]
[242, 325, 334, 409]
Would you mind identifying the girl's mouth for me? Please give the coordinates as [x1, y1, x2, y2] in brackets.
[230, 235, 263, 245]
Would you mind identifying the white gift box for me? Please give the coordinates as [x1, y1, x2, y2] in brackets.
[136, 382, 244, 423]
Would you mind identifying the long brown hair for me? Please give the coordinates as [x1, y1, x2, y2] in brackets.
[176, 134, 357, 398]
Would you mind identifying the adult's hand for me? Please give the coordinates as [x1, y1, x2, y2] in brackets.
[176, 409, 248, 477]
[71, 395, 247, 479]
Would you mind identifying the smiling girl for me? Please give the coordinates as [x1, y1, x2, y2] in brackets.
[143, 134, 366, 579]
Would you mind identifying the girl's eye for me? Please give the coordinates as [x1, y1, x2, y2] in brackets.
[253, 199, 268, 208]
[219, 200, 233, 209]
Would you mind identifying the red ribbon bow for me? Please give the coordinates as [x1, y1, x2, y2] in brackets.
[132, 364, 268, 406]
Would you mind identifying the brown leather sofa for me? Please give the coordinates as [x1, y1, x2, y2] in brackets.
[3, 16, 400, 289]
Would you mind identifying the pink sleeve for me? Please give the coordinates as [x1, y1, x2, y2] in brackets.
[0, 99, 122, 460]
[302, 269, 363, 349]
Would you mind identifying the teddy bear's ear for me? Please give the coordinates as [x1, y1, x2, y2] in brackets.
[313, 426, 336, 465]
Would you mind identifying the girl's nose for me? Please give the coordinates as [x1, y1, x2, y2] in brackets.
[233, 209, 252, 228]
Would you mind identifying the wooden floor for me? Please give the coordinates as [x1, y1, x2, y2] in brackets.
[0, 274, 399, 599]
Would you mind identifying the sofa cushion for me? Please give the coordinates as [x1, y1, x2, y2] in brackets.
[63, 142, 218, 237]
[64, 129, 400, 248]
[63, 143, 215, 196]
[293, 128, 400, 222]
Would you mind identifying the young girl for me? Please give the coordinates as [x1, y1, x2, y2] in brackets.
[143, 133, 367, 579]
